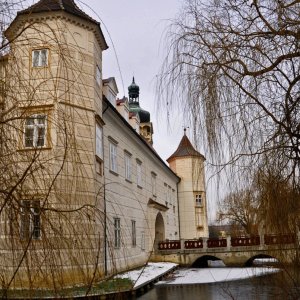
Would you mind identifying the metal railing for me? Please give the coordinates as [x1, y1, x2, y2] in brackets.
[158, 233, 296, 251]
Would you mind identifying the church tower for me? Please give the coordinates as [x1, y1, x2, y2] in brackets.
[167, 131, 209, 238]
[128, 78, 153, 144]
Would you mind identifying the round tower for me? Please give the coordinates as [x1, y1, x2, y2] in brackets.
[167, 131, 209, 239]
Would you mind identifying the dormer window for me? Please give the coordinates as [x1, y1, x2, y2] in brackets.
[32, 49, 48, 67]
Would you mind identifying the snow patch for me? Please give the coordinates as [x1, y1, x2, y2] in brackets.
[116, 262, 177, 289]
[156, 267, 280, 285]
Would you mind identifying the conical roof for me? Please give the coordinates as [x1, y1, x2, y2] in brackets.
[167, 134, 205, 162]
[18, 0, 98, 25]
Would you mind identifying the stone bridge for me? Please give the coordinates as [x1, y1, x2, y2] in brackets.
[151, 234, 300, 267]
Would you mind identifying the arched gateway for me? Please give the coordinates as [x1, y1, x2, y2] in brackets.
[154, 212, 165, 248]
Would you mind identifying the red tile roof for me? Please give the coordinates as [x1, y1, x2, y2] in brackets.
[167, 134, 205, 162]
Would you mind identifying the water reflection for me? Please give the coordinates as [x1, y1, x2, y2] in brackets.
[137, 267, 300, 300]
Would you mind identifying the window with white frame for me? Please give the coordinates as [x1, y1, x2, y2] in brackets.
[96, 123, 103, 160]
[137, 161, 142, 187]
[96, 65, 101, 85]
[151, 173, 157, 197]
[124, 152, 132, 181]
[195, 194, 202, 206]
[131, 220, 136, 247]
[20, 200, 41, 240]
[32, 49, 48, 67]
[114, 217, 121, 248]
[24, 114, 47, 148]
[109, 141, 117, 173]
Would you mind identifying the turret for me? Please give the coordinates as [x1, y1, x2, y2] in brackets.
[167, 130, 209, 238]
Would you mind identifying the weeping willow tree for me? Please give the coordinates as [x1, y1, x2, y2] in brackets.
[159, 0, 300, 230]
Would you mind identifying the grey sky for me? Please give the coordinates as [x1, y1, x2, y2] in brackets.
[77, 0, 184, 161]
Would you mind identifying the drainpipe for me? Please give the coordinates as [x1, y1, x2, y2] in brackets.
[176, 179, 181, 244]
[102, 101, 109, 276]
[104, 177, 107, 276]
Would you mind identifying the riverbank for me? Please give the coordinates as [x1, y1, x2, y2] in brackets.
[116, 262, 178, 290]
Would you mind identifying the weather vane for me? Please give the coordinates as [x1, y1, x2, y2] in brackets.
[183, 126, 189, 134]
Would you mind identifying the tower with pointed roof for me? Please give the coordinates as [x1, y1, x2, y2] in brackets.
[128, 77, 154, 145]
[167, 131, 209, 238]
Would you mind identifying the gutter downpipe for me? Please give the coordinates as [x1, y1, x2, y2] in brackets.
[103, 101, 109, 276]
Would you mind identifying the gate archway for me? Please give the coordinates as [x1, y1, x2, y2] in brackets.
[154, 212, 165, 248]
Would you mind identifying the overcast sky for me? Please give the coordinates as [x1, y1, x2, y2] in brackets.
[76, 0, 185, 162]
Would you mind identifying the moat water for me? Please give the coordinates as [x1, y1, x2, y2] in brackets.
[136, 267, 300, 300]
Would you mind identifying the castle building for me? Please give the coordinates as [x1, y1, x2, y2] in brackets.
[0, 0, 208, 291]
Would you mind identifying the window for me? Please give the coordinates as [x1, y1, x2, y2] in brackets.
[114, 217, 121, 248]
[96, 123, 103, 159]
[151, 173, 157, 197]
[96, 65, 101, 85]
[109, 142, 117, 173]
[124, 152, 132, 181]
[32, 49, 48, 67]
[24, 115, 47, 148]
[137, 161, 142, 187]
[20, 200, 41, 240]
[141, 231, 145, 251]
[195, 194, 202, 206]
[131, 220, 136, 247]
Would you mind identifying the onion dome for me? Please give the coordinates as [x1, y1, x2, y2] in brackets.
[128, 77, 151, 123]
[128, 77, 140, 100]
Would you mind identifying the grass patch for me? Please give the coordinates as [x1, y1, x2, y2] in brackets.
[0, 278, 133, 298]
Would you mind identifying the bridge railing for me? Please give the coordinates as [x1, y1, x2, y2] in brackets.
[264, 234, 296, 245]
[157, 233, 297, 251]
[231, 236, 260, 247]
[158, 240, 181, 250]
[184, 240, 203, 249]
[207, 238, 227, 248]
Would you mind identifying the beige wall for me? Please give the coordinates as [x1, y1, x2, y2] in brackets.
[103, 106, 179, 274]
[169, 156, 209, 239]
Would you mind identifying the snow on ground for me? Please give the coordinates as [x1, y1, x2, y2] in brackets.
[156, 267, 280, 285]
[116, 262, 178, 289]
[116, 262, 280, 289]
